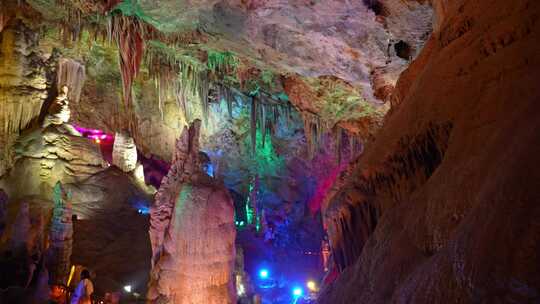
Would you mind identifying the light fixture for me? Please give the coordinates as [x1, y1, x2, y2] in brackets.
[293, 287, 303, 297]
[259, 269, 269, 279]
[307, 280, 317, 291]
[123, 285, 132, 293]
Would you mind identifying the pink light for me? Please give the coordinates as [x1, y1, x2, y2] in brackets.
[100, 134, 107, 139]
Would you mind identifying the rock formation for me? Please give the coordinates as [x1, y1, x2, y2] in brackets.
[0, 80, 108, 201]
[112, 131, 138, 173]
[0, 16, 49, 177]
[47, 182, 73, 285]
[319, 0, 540, 303]
[56, 57, 86, 105]
[0, 189, 7, 237]
[148, 120, 236, 304]
[42, 85, 72, 128]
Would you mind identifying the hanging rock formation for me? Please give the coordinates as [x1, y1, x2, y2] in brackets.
[319, 0, 540, 303]
[56, 58, 86, 105]
[148, 120, 236, 304]
[112, 131, 138, 173]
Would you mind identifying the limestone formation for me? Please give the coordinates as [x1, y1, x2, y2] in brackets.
[0, 17, 48, 176]
[43, 85, 71, 128]
[0, 125, 108, 201]
[0, 189, 7, 237]
[47, 182, 73, 285]
[56, 58, 86, 105]
[148, 120, 236, 304]
[112, 132, 138, 173]
[319, 0, 540, 303]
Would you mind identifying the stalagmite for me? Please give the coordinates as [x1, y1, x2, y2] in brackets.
[43, 86, 72, 128]
[47, 182, 73, 285]
[148, 120, 236, 304]
[112, 131, 138, 172]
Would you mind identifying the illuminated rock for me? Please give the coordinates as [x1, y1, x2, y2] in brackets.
[43, 85, 72, 128]
[319, 1, 540, 303]
[47, 182, 73, 285]
[56, 57, 85, 105]
[148, 120, 236, 304]
[0, 125, 107, 200]
[112, 132, 138, 173]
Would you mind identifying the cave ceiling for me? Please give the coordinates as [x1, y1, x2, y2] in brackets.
[4, 0, 433, 133]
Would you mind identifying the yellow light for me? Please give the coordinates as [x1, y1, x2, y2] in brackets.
[307, 280, 317, 291]
[67, 265, 75, 286]
[95, 139, 101, 144]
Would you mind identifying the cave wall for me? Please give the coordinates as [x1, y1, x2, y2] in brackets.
[0, 16, 50, 176]
[320, 0, 540, 302]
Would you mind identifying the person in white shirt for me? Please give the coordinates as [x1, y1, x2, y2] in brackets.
[70, 269, 94, 304]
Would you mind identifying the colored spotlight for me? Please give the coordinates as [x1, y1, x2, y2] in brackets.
[259, 269, 269, 279]
[307, 280, 317, 291]
[293, 287, 303, 297]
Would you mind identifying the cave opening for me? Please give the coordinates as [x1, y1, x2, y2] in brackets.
[394, 40, 412, 60]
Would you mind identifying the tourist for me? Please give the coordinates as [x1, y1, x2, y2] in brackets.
[70, 269, 93, 304]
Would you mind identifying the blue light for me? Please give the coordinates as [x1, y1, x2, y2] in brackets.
[137, 206, 150, 215]
[292, 287, 303, 297]
[259, 269, 269, 279]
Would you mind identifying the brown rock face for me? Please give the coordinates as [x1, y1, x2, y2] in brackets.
[0, 189, 6, 236]
[320, 0, 540, 303]
[148, 120, 236, 303]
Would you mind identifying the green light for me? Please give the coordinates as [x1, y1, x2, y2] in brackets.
[255, 214, 261, 232]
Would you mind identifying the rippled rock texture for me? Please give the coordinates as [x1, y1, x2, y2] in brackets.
[148, 120, 236, 304]
[112, 131, 138, 173]
[319, 0, 540, 303]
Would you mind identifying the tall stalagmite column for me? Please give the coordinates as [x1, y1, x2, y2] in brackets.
[148, 120, 236, 304]
[47, 182, 73, 285]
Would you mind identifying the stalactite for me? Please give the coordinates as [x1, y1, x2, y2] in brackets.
[261, 102, 267, 148]
[57, 58, 86, 104]
[110, 15, 145, 106]
[198, 75, 209, 123]
[250, 96, 257, 154]
[303, 113, 313, 159]
[350, 133, 356, 157]
[174, 79, 189, 122]
[225, 86, 233, 118]
[335, 127, 343, 164]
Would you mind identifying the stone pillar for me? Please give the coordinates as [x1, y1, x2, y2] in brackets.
[148, 120, 237, 304]
[47, 182, 73, 285]
[112, 132, 138, 172]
